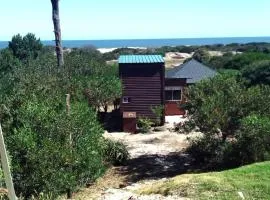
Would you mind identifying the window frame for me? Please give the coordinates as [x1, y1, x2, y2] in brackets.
[165, 86, 182, 101]
[122, 96, 131, 104]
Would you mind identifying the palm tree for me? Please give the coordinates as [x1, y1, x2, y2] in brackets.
[51, 0, 64, 67]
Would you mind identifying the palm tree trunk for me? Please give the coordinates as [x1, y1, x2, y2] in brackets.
[51, 0, 64, 67]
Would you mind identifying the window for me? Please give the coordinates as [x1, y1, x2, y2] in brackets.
[165, 87, 182, 101]
[122, 97, 131, 103]
[173, 90, 181, 100]
[165, 91, 173, 101]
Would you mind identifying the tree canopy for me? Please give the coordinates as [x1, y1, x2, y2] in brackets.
[8, 33, 43, 61]
[0, 34, 123, 198]
[242, 60, 270, 86]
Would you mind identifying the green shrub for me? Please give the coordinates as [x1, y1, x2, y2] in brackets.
[184, 74, 270, 168]
[187, 115, 270, 168]
[185, 74, 270, 140]
[175, 120, 196, 134]
[137, 117, 153, 133]
[187, 135, 231, 168]
[151, 105, 164, 125]
[30, 192, 56, 200]
[0, 153, 11, 200]
[184, 74, 248, 140]
[224, 52, 270, 70]
[9, 102, 105, 198]
[99, 138, 129, 165]
[242, 60, 270, 85]
[234, 115, 270, 165]
[192, 49, 211, 63]
[0, 47, 120, 198]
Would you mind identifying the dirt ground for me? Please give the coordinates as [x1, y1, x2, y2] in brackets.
[104, 129, 190, 158]
[73, 124, 200, 200]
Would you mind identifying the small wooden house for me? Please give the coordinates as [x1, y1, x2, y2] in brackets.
[118, 56, 216, 131]
[118, 55, 165, 126]
[165, 59, 217, 115]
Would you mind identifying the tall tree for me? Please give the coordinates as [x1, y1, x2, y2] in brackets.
[192, 48, 211, 63]
[51, 0, 64, 66]
[8, 33, 42, 61]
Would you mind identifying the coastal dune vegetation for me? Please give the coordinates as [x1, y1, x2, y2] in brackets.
[102, 42, 270, 60]
[177, 42, 270, 170]
[0, 33, 127, 199]
[111, 41, 270, 200]
[0, 33, 270, 199]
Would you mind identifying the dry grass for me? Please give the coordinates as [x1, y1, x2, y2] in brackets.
[72, 167, 128, 200]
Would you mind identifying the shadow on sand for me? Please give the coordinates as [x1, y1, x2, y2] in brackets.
[117, 152, 201, 184]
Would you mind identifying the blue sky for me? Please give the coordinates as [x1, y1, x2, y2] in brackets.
[1, 0, 270, 40]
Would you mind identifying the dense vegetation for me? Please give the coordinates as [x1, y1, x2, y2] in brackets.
[1, 34, 270, 198]
[102, 42, 270, 60]
[182, 48, 270, 168]
[0, 34, 126, 199]
[101, 42, 270, 172]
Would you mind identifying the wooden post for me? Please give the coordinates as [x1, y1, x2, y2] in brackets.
[0, 124, 17, 200]
[65, 94, 72, 199]
[66, 94, 72, 147]
[66, 94, 71, 116]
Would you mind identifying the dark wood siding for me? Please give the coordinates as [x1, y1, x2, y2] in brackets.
[165, 78, 187, 116]
[119, 63, 165, 122]
[165, 78, 187, 86]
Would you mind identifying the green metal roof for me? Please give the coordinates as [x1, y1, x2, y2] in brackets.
[118, 55, 164, 64]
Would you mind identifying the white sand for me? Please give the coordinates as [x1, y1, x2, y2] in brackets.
[97, 48, 118, 53]
[165, 115, 187, 125]
[99, 129, 197, 200]
[97, 47, 147, 54]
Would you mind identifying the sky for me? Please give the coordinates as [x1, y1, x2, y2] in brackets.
[0, 0, 270, 41]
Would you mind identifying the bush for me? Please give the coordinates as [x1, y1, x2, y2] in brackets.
[234, 115, 270, 165]
[224, 52, 270, 70]
[184, 74, 247, 140]
[151, 105, 164, 125]
[192, 49, 211, 63]
[8, 33, 43, 61]
[185, 74, 270, 168]
[187, 115, 270, 168]
[137, 117, 153, 133]
[187, 134, 232, 168]
[175, 120, 196, 134]
[99, 138, 129, 165]
[242, 60, 270, 85]
[0, 153, 11, 200]
[0, 43, 122, 198]
[185, 74, 270, 140]
[30, 192, 55, 200]
[9, 102, 105, 198]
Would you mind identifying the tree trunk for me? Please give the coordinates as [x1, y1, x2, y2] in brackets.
[51, 0, 64, 67]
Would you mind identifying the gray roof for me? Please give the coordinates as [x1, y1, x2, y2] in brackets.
[166, 59, 217, 83]
[118, 55, 164, 64]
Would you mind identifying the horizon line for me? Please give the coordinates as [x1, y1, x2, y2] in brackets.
[1, 36, 270, 42]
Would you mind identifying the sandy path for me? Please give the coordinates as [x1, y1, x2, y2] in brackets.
[74, 128, 198, 200]
[104, 130, 190, 158]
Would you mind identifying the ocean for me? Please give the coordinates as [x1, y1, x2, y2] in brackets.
[1, 37, 270, 49]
